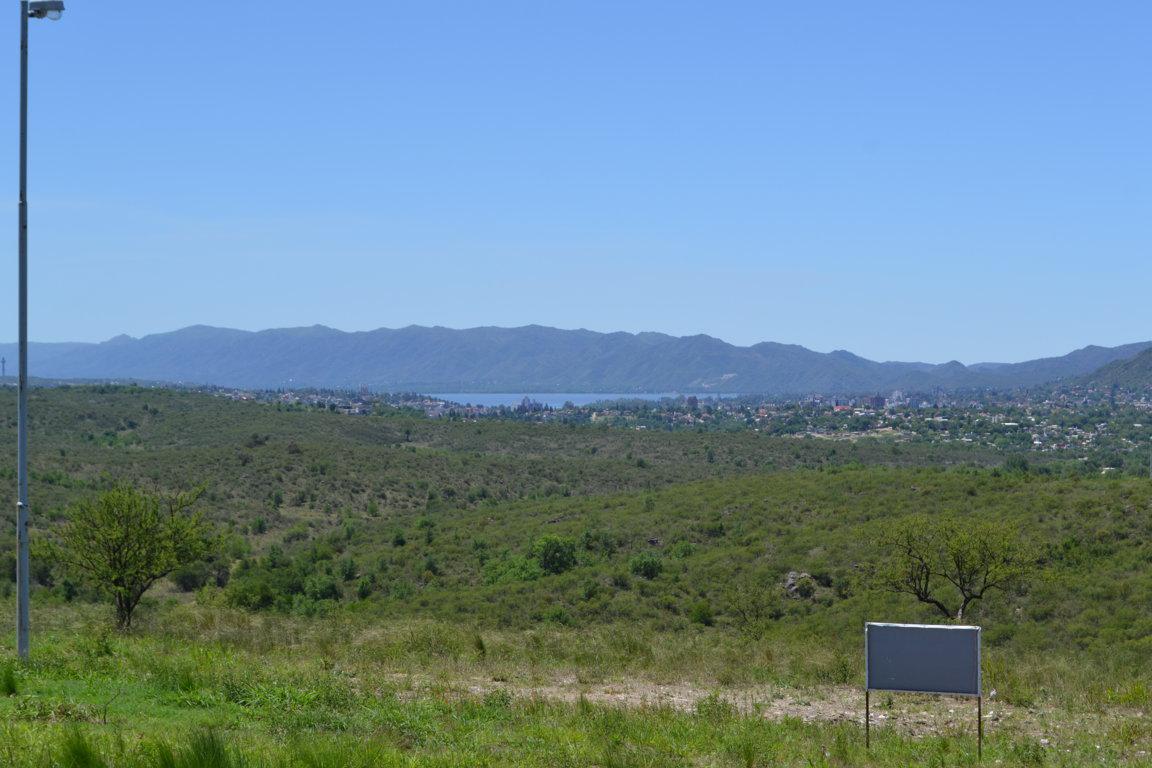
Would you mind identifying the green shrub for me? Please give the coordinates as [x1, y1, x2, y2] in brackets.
[58, 579, 79, 602]
[304, 574, 342, 602]
[225, 565, 304, 610]
[283, 524, 309, 543]
[629, 553, 663, 580]
[688, 600, 714, 626]
[610, 571, 632, 590]
[1004, 455, 1031, 473]
[0, 663, 17, 696]
[541, 606, 573, 625]
[483, 555, 544, 585]
[171, 561, 212, 592]
[794, 575, 816, 599]
[579, 528, 618, 556]
[532, 535, 577, 575]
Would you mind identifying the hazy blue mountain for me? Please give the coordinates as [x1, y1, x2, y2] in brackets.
[969, 342, 1152, 384]
[0, 325, 1147, 395]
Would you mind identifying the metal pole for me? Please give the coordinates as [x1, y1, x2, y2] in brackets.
[865, 689, 870, 748]
[977, 695, 983, 760]
[16, 0, 30, 661]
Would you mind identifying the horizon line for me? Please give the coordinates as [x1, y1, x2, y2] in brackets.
[1, 322, 1148, 369]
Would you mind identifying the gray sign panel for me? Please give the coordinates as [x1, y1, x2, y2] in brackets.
[865, 622, 981, 697]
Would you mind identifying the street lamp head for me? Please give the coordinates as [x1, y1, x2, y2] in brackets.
[28, 1, 64, 20]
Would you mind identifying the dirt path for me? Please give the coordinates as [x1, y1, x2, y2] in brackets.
[391, 673, 1145, 750]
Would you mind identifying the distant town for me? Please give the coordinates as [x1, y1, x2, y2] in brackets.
[193, 379, 1152, 476]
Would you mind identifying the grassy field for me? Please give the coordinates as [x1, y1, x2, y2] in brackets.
[0, 603, 1149, 767]
[0, 387, 1148, 765]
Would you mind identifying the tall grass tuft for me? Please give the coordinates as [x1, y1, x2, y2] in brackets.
[153, 743, 179, 768]
[57, 730, 108, 768]
[156, 732, 245, 768]
[0, 663, 17, 696]
[291, 741, 387, 768]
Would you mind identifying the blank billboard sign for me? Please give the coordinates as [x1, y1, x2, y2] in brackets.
[865, 623, 981, 697]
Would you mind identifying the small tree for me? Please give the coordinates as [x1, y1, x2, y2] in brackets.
[874, 515, 1037, 622]
[629, 552, 664, 580]
[51, 484, 214, 629]
[720, 573, 785, 634]
[532, 535, 577, 575]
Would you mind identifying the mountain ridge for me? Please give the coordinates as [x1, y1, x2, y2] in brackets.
[1081, 347, 1152, 389]
[0, 325, 1147, 395]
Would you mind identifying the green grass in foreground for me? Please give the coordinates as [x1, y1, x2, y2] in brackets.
[0, 604, 1146, 767]
[0, 712, 1046, 768]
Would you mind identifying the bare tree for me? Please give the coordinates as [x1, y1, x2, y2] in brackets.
[874, 515, 1037, 622]
[720, 572, 785, 634]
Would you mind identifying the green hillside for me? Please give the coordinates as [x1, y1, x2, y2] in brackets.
[1, 386, 1148, 666]
[1084, 347, 1152, 389]
[0, 386, 1150, 765]
[0, 385, 992, 533]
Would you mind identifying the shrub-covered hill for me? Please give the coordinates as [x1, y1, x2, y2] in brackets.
[1083, 346, 1152, 390]
[219, 467, 1152, 672]
[0, 385, 993, 538]
[2, 386, 1149, 677]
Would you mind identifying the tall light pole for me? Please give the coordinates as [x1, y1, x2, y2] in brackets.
[17, 0, 64, 660]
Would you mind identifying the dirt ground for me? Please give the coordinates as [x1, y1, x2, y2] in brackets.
[389, 673, 1147, 755]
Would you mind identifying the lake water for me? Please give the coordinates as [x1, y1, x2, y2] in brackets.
[427, 392, 734, 408]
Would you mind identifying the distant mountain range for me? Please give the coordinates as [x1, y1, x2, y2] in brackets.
[0, 325, 1148, 395]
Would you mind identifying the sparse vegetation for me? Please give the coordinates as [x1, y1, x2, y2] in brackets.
[0, 386, 1146, 764]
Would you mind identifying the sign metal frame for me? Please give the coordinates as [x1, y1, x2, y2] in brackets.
[863, 622, 984, 758]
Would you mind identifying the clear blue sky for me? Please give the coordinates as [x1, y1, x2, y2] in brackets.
[1, 2, 1149, 363]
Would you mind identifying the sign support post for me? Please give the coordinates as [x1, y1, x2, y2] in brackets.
[977, 695, 982, 759]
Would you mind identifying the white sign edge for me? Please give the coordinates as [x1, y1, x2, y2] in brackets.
[864, 622, 982, 697]
[866, 622, 981, 631]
